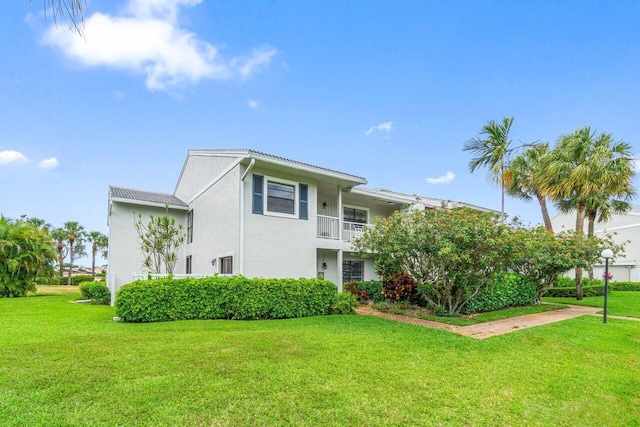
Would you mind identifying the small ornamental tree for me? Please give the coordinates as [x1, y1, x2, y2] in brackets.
[134, 210, 185, 274]
[354, 206, 515, 315]
[510, 226, 622, 301]
[0, 216, 57, 297]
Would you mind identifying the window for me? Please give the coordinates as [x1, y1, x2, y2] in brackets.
[220, 256, 233, 275]
[343, 261, 364, 283]
[252, 174, 308, 220]
[343, 207, 367, 224]
[267, 181, 295, 215]
[187, 210, 194, 243]
[186, 256, 192, 274]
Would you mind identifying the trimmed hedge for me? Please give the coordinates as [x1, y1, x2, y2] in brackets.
[461, 273, 537, 315]
[545, 285, 606, 298]
[58, 275, 94, 286]
[116, 276, 338, 323]
[79, 282, 110, 305]
[611, 282, 640, 292]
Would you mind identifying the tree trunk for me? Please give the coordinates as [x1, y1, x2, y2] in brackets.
[67, 242, 74, 286]
[58, 249, 64, 278]
[574, 202, 586, 300]
[92, 243, 97, 280]
[500, 163, 505, 222]
[587, 210, 597, 281]
[536, 192, 553, 232]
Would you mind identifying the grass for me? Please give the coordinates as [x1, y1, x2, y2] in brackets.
[1, 291, 639, 426]
[376, 302, 567, 326]
[543, 291, 640, 318]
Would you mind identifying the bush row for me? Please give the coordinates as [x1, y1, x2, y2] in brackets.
[461, 273, 537, 315]
[57, 275, 95, 286]
[344, 280, 384, 302]
[553, 276, 605, 287]
[79, 282, 110, 305]
[545, 285, 606, 298]
[610, 282, 640, 292]
[115, 277, 339, 322]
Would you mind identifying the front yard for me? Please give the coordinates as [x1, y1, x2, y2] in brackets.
[1, 290, 639, 426]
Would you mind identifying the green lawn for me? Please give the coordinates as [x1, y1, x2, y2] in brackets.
[543, 291, 640, 318]
[1, 292, 639, 426]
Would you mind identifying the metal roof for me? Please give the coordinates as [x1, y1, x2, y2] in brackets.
[109, 186, 187, 207]
[188, 149, 367, 183]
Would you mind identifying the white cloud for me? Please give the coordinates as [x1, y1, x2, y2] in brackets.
[425, 171, 456, 184]
[38, 157, 60, 170]
[43, 0, 276, 91]
[247, 99, 259, 109]
[366, 121, 393, 136]
[0, 150, 28, 166]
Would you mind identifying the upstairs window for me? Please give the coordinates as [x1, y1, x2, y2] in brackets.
[252, 174, 308, 220]
[343, 207, 367, 224]
[187, 210, 194, 243]
[267, 181, 295, 215]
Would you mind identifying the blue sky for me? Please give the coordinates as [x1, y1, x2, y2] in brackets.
[2, 0, 639, 265]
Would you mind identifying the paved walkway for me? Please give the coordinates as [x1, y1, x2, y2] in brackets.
[355, 305, 640, 339]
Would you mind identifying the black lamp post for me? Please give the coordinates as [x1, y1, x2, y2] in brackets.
[601, 249, 613, 324]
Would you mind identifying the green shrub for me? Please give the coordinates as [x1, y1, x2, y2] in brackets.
[611, 282, 640, 291]
[79, 282, 110, 305]
[583, 278, 604, 287]
[545, 285, 606, 298]
[553, 276, 575, 287]
[331, 292, 359, 314]
[344, 280, 384, 302]
[460, 273, 536, 315]
[115, 276, 337, 323]
[58, 275, 94, 286]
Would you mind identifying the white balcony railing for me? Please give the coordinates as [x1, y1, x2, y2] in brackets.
[317, 215, 339, 239]
[317, 215, 372, 243]
[342, 221, 372, 243]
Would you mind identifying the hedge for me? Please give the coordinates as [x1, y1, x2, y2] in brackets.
[58, 275, 95, 286]
[461, 273, 537, 315]
[344, 280, 384, 302]
[79, 282, 110, 305]
[115, 276, 338, 323]
[545, 285, 606, 298]
[610, 282, 640, 292]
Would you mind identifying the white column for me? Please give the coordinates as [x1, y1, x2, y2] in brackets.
[337, 249, 343, 292]
[337, 186, 342, 241]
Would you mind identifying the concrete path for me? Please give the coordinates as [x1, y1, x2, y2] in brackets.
[355, 305, 639, 339]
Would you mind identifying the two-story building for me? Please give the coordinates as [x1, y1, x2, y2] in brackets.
[107, 149, 494, 300]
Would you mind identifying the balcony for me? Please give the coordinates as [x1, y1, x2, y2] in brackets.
[317, 215, 372, 243]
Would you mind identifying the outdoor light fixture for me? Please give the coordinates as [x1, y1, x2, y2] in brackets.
[322, 201, 328, 209]
[211, 258, 217, 267]
[601, 249, 614, 324]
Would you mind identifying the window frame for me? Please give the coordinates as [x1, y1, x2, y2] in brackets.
[219, 255, 233, 275]
[343, 205, 369, 224]
[342, 260, 364, 283]
[185, 255, 192, 274]
[187, 209, 194, 243]
[264, 176, 299, 219]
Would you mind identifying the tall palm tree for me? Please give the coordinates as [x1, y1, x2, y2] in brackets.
[87, 231, 108, 279]
[542, 126, 636, 298]
[51, 228, 69, 278]
[30, 0, 86, 35]
[62, 221, 86, 286]
[463, 117, 515, 219]
[503, 144, 554, 231]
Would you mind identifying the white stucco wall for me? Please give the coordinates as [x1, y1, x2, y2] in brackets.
[174, 154, 240, 202]
[187, 165, 241, 275]
[242, 166, 319, 279]
[551, 210, 640, 282]
[107, 202, 188, 294]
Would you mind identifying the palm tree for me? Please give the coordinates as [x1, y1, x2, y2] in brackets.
[51, 228, 69, 278]
[87, 231, 108, 279]
[463, 117, 516, 219]
[30, 0, 86, 35]
[503, 144, 554, 231]
[62, 221, 86, 286]
[542, 126, 636, 298]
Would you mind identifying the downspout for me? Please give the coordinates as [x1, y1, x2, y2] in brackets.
[239, 158, 256, 275]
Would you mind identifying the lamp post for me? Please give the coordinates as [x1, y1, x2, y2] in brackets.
[601, 249, 613, 324]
